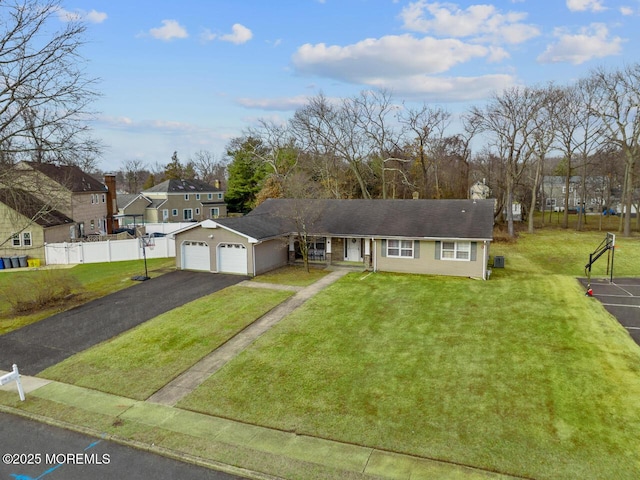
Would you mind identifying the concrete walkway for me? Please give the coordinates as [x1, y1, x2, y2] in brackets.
[147, 270, 350, 406]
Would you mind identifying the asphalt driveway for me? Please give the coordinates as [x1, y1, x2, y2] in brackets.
[0, 271, 245, 375]
[579, 277, 640, 346]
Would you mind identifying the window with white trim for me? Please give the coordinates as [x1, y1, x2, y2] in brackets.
[195, 207, 200, 215]
[210, 207, 219, 218]
[183, 208, 193, 220]
[208, 193, 213, 200]
[196, 194, 200, 200]
[217, 193, 223, 199]
[441, 241, 471, 260]
[22, 232, 32, 246]
[387, 239, 414, 258]
[172, 209, 178, 217]
[12, 234, 20, 246]
[184, 194, 190, 201]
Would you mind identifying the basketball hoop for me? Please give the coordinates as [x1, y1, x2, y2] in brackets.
[133, 235, 155, 281]
[140, 235, 155, 250]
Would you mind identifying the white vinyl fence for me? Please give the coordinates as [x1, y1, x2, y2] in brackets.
[144, 222, 195, 235]
[45, 237, 175, 265]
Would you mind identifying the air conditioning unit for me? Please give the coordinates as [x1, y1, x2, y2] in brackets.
[493, 256, 505, 268]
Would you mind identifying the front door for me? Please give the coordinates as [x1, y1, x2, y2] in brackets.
[345, 238, 361, 261]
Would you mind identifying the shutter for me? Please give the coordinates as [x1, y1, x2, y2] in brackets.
[435, 241, 441, 260]
[381, 239, 387, 257]
[414, 240, 420, 259]
[471, 242, 477, 261]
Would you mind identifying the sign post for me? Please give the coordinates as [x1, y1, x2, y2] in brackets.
[0, 364, 25, 401]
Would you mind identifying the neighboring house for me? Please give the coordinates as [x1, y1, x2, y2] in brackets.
[540, 175, 614, 213]
[115, 193, 152, 227]
[0, 188, 76, 264]
[173, 198, 494, 280]
[470, 180, 490, 200]
[14, 161, 110, 238]
[120, 179, 227, 224]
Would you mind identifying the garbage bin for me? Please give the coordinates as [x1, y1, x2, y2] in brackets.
[0, 258, 4, 269]
[27, 258, 41, 268]
[18, 256, 27, 268]
[1, 257, 11, 269]
[10, 256, 20, 268]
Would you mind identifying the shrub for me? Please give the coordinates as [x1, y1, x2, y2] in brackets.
[2, 269, 82, 314]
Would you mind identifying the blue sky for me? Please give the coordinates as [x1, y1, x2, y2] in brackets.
[61, 0, 640, 172]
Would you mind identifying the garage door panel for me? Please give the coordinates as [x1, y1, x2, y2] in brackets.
[182, 241, 210, 271]
[218, 243, 247, 275]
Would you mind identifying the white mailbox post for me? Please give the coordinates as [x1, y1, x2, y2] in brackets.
[0, 364, 25, 401]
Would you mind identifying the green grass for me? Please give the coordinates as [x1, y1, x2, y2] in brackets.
[0, 258, 175, 334]
[252, 265, 330, 286]
[40, 286, 293, 400]
[177, 231, 640, 480]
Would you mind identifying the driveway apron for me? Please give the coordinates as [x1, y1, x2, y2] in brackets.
[0, 271, 246, 375]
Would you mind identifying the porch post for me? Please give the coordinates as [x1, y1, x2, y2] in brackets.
[364, 238, 371, 268]
[288, 236, 295, 264]
[326, 237, 332, 265]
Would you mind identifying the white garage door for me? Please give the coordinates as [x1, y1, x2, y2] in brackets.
[182, 241, 210, 271]
[218, 243, 248, 275]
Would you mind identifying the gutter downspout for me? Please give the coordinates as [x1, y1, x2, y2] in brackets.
[373, 238, 377, 272]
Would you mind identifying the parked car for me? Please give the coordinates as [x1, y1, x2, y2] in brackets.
[603, 207, 617, 216]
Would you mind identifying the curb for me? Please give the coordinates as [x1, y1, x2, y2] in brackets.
[0, 403, 282, 480]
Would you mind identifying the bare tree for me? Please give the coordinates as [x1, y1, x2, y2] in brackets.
[0, 0, 100, 168]
[122, 159, 147, 193]
[190, 150, 226, 185]
[468, 86, 541, 237]
[397, 104, 450, 199]
[525, 85, 562, 233]
[291, 93, 373, 199]
[589, 64, 640, 236]
[0, 0, 101, 250]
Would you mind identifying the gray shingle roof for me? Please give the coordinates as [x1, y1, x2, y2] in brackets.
[0, 189, 74, 227]
[215, 199, 494, 240]
[143, 179, 222, 193]
[23, 161, 107, 193]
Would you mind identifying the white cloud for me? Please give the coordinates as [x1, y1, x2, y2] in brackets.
[537, 24, 623, 64]
[220, 24, 253, 44]
[85, 10, 108, 23]
[293, 34, 492, 82]
[367, 73, 518, 102]
[566, 0, 606, 12]
[57, 8, 107, 23]
[148, 20, 188, 41]
[236, 95, 312, 111]
[399, 1, 540, 44]
[620, 6, 634, 15]
[200, 28, 217, 42]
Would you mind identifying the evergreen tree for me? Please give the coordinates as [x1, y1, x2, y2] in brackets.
[224, 136, 267, 213]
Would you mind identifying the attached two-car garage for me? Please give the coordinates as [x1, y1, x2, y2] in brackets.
[180, 239, 248, 275]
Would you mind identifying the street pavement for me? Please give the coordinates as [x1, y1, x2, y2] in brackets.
[0, 412, 245, 480]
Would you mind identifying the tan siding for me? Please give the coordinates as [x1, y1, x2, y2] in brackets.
[254, 239, 288, 275]
[375, 240, 486, 278]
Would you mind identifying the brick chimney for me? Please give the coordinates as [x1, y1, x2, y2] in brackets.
[104, 174, 118, 234]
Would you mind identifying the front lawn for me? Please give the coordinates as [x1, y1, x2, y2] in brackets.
[252, 265, 329, 287]
[178, 272, 640, 479]
[40, 286, 293, 400]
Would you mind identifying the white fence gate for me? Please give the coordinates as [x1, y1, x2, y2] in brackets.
[45, 237, 175, 265]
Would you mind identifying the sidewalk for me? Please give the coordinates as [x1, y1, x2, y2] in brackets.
[0, 268, 521, 480]
[0, 378, 517, 480]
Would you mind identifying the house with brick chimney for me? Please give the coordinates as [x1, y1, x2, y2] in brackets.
[0, 162, 119, 265]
